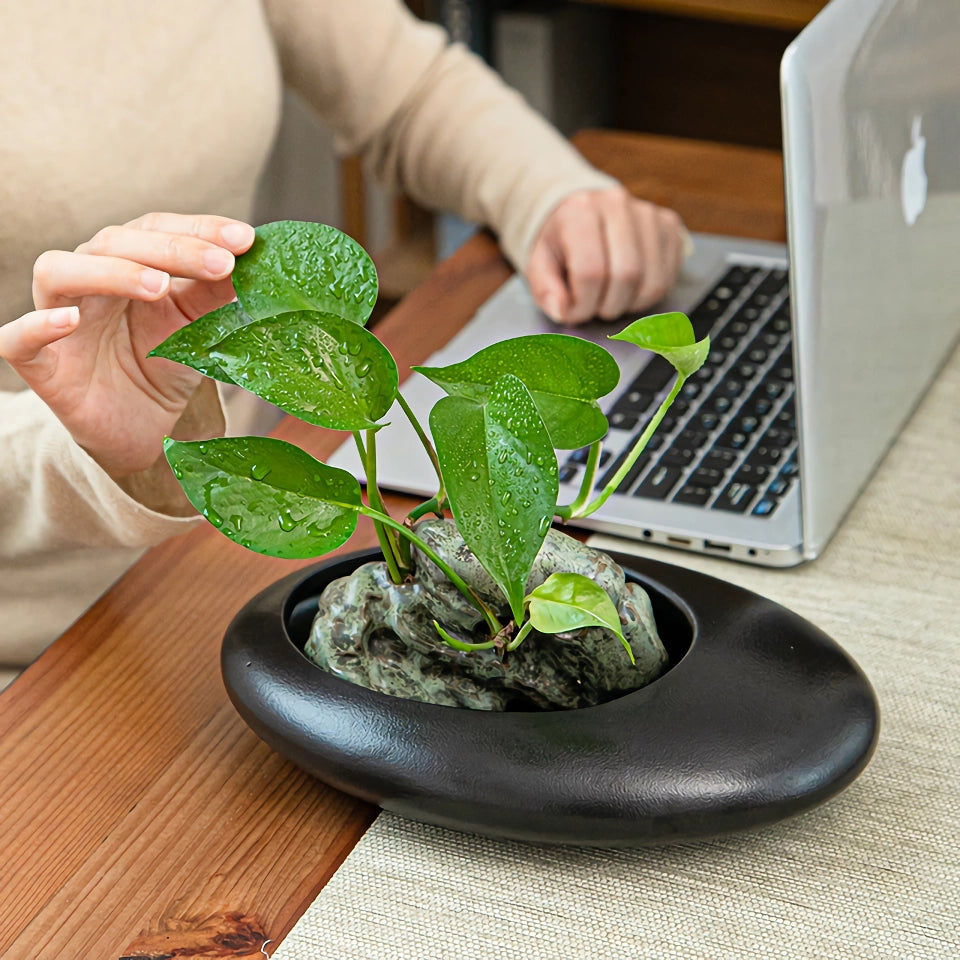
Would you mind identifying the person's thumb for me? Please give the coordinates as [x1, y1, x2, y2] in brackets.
[0, 306, 79, 368]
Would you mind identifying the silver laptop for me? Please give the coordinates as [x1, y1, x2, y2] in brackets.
[331, 0, 960, 567]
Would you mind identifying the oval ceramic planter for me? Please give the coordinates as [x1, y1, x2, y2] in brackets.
[222, 549, 879, 847]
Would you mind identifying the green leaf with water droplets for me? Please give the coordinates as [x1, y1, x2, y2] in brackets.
[208, 310, 398, 430]
[232, 221, 378, 324]
[149, 301, 258, 384]
[525, 572, 634, 663]
[163, 436, 361, 559]
[430, 374, 559, 622]
[415, 334, 619, 450]
[609, 312, 709, 378]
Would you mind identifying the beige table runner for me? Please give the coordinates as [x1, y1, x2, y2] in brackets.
[273, 348, 959, 959]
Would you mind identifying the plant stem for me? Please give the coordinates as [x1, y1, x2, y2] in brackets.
[566, 372, 686, 519]
[396, 390, 445, 493]
[555, 440, 602, 519]
[407, 494, 447, 523]
[433, 620, 498, 651]
[505, 618, 535, 651]
[356, 430, 405, 582]
[355, 505, 504, 636]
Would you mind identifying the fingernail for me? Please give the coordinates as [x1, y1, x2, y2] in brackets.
[140, 268, 169, 294]
[203, 248, 234, 277]
[220, 223, 254, 249]
[49, 306, 79, 329]
[542, 292, 563, 320]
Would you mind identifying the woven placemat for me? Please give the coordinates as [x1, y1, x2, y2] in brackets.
[272, 348, 959, 960]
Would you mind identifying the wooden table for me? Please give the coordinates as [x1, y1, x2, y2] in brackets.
[0, 132, 784, 959]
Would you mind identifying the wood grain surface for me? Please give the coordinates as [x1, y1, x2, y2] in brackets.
[0, 132, 784, 959]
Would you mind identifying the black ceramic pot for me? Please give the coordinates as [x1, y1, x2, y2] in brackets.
[222, 549, 878, 847]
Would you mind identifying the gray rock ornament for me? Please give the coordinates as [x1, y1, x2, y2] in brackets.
[306, 521, 668, 711]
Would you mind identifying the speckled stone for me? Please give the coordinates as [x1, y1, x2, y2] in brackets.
[305, 519, 668, 710]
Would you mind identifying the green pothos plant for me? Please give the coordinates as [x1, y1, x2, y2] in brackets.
[153, 221, 709, 662]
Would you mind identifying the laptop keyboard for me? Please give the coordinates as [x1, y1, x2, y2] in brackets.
[560, 263, 799, 519]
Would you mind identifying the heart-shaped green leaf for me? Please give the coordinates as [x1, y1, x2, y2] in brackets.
[149, 300, 258, 383]
[232, 221, 378, 324]
[164, 436, 361, 559]
[526, 572, 633, 662]
[208, 310, 398, 430]
[430, 374, 559, 622]
[610, 312, 709, 377]
[415, 334, 619, 449]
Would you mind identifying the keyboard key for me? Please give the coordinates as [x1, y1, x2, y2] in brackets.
[632, 357, 674, 393]
[598, 448, 652, 493]
[634, 466, 682, 500]
[755, 268, 788, 297]
[617, 388, 653, 410]
[567, 447, 611, 466]
[734, 462, 770, 484]
[693, 412, 720, 432]
[752, 498, 779, 517]
[691, 465, 726, 488]
[703, 449, 738, 470]
[673, 484, 713, 506]
[779, 457, 800, 479]
[676, 429, 709, 449]
[721, 378, 745, 398]
[608, 409, 641, 431]
[713, 481, 759, 513]
[747, 444, 784, 466]
[764, 381, 786, 399]
[767, 476, 790, 497]
[716, 429, 750, 451]
[659, 444, 698, 467]
[705, 394, 732, 415]
[765, 427, 795, 447]
[741, 393, 773, 419]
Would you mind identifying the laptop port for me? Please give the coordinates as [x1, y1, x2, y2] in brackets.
[704, 540, 732, 552]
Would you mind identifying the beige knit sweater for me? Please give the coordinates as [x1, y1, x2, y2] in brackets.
[0, 0, 617, 684]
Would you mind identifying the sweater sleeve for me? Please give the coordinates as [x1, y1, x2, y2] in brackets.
[262, 0, 619, 271]
[0, 386, 206, 559]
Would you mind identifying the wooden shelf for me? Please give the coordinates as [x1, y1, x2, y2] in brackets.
[572, 0, 826, 31]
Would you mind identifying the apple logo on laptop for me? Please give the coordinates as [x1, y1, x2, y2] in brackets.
[900, 115, 928, 226]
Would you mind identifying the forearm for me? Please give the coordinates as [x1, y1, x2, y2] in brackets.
[364, 41, 618, 270]
[265, 0, 617, 269]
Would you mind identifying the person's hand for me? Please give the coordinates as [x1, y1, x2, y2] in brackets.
[0, 213, 255, 479]
[525, 187, 686, 325]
